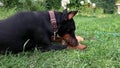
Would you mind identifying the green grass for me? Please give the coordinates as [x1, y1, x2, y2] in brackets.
[0, 8, 120, 68]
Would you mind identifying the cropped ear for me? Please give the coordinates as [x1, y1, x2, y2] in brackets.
[67, 11, 78, 20]
[62, 10, 78, 20]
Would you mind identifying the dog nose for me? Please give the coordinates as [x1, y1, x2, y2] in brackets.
[72, 39, 79, 46]
[74, 39, 79, 45]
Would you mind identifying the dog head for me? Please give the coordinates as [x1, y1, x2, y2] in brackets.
[58, 9, 78, 47]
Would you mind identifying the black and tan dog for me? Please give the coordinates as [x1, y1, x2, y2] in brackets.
[0, 9, 79, 53]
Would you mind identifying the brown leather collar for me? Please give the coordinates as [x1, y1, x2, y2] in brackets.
[49, 11, 58, 40]
[49, 11, 58, 32]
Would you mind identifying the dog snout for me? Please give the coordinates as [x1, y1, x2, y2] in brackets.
[62, 34, 78, 46]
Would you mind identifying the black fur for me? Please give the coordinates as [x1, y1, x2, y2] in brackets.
[0, 10, 78, 53]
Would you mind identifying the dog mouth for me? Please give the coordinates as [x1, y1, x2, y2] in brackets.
[62, 34, 78, 47]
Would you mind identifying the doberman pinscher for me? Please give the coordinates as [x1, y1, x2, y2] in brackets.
[0, 9, 78, 53]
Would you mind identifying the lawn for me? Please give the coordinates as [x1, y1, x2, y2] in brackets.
[0, 8, 120, 68]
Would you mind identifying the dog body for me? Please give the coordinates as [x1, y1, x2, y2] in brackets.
[0, 10, 78, 53]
